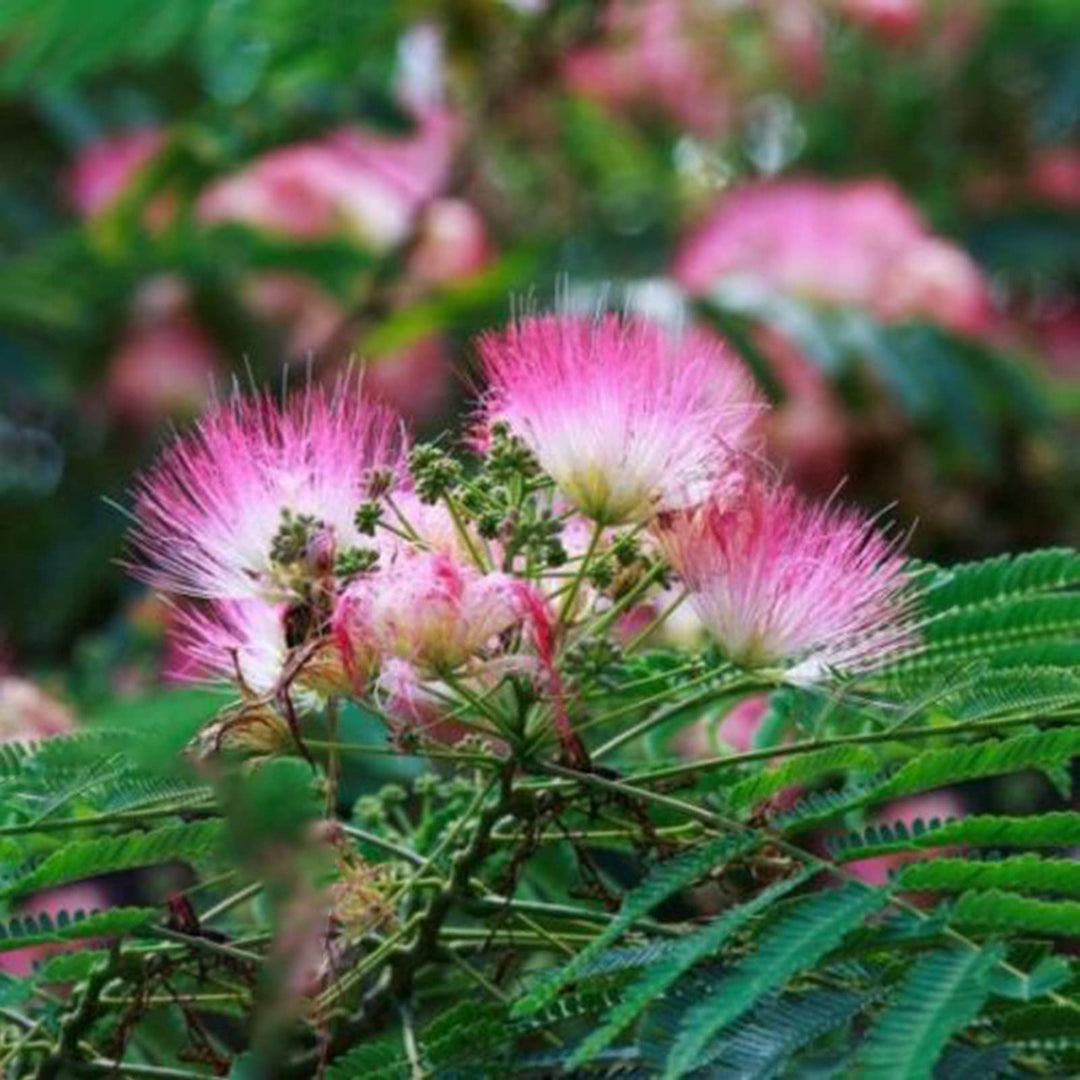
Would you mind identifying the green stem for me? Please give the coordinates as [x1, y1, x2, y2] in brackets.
[621, 587, 690, 654]
[74, 1060, 217, 1079]
[0, 803, 216, 837]
[558, 520, 604, 625]
[444, 495, 488, 572]
[199, 881, 262, 924]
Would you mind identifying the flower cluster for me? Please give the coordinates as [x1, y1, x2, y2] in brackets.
[129, 309, 920, 761]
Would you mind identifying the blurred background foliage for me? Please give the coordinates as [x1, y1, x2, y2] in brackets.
[1, 0, 1080, 695]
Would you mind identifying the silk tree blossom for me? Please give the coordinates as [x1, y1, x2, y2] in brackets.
[658, 481, 919, 682]
[478, 314, 762, 525]
[334, 551, 549, 675]
[129, 380, 407, 602]
[167, 599, 293, 697]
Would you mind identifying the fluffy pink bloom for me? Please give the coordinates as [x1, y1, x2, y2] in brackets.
[674, 178, 991, 336]
[335, 551, 547, 674]
[67, 129, 164, 218]
[373, 659, 473, 746]
[478, 314, 762, 524]
[658, 481, 918, 680]
[0, 677, 75, 742]
[196, 110, 454, 252]
[129, 381, 407, 602]
[167, 599, 292, 696]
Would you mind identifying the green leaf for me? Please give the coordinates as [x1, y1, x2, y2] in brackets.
[952, 889, 1080, 936]
[1001, 1004, 1080, 1046]
[919, 549, 1080, 616]
[568, 870, 815, 1066]
[3, 820, 223, 899]
[728, 746, 880, 814]
[988, 954, 1073, 1001]
[855, 945, 1003, 1080]
[830, 811, 1080, 861]
[0, 907, 157, 952]
[513, 832, 759, 1017]
[643, 985, 866, 1079]
[871, 727, 1080, 806]
[662, 884, 888, 1079]
[33, 949, 110, 982]
[897, 855, 1080, 897]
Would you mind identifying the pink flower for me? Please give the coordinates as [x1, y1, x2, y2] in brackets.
[564, 0, 730, 137]
[365, 336, 455, 423]
[335, 551, 546, 674]
[0, 678, 74, 742]
[129, 380, 407, 602]
[409, 198, 492, 285]
[1027, 146, 1080, 211]
[477, 314, 762, 524]
[67, 129, 164, 218]
[167, 599, 293, 696]
[674, 178, 991, 336]
[838, 0, 923, 41]
[373, 659, 474, 746]
[658, 481, 918, 681]
[196, 110, 455, 252]
[105, 277, 220, 426]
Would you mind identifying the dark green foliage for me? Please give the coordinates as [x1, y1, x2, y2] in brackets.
[0, 907, 157, 952]
[2, 819, 223, 899]
[660, 885, 889, 1079]
[854, 945, 1004, 1080]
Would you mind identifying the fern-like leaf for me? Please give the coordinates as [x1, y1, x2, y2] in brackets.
[830, 811, 1080, 861]
[568, 870, 815, 1066]
[952, 888, 1080, 936]
[0, 907, 157, 952]
[854, 945, 1003, 1080]
[3, 820, 223, 899]
[727, 746, 880, 814]
[918, 549, 1080, 615]
[896, 854, 1080, 897]
[661, 884, 888, 1079]
[513, 832, 758, 1017]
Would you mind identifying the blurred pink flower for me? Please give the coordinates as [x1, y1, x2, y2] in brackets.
[837, 0, 923, 41]
[1027, 146, 1080, 210]
[846, 791, 964, 887]
[0, 677, 74, 741]
[364, 337, 455, 423]
[658, 479, 918, 681]
[675, 178, 992, 336]
[564, 0, 730, 136]
[105, 277, 221, 426]
[197, 110, 455, 252]
[409, 198, 493, 286]
[67, 128, 164, 218]
[717, 695, 769, 754]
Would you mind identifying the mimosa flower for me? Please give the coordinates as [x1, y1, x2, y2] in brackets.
[334, 551, 544, 674]
[658, 481, 918, 682]
[477, 314, 761, 525]
[129, 380, 407, 602]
